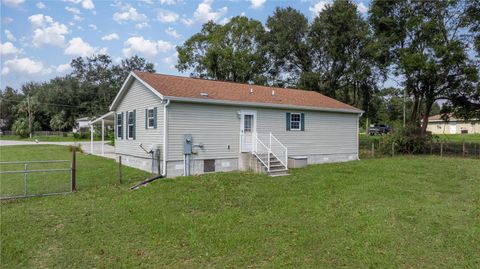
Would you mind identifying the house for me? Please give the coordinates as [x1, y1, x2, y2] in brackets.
[109, 71, 363, 178]
[426, 114, 480, 134]
[73, 117, 91, 133]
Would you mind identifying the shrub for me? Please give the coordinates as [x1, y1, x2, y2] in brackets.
[379, 127, 436, 155]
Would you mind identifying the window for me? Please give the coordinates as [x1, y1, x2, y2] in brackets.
[244, 114, 253, 132]
[147, 108, 155, 128]
[290, 113, 301, 130]
[127, 111, 134, 139]
[116, 113, 123, 139]
[286, 112, 304, 131]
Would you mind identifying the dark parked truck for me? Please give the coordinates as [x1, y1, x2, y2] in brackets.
[368, 124, 392, 135]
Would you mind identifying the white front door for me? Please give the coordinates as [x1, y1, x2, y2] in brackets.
[240, 111, 256, 152]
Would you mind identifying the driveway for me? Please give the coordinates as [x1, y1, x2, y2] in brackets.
[0, 140, 116, 159]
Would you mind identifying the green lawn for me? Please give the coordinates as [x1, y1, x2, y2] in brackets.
[1, 146, 480, 268]
[435, 133, 480, 143]
[0, 134, 100, 142]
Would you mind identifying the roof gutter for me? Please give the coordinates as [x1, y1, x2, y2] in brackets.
[164, 96, 364, 114]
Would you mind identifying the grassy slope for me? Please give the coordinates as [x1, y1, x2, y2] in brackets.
[1, 146, 480, 268]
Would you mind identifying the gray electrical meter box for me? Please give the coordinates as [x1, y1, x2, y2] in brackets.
[183, 134, 193, 155]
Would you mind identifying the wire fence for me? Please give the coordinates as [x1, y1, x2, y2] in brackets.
[359, 140, 480, 159]
[0, 152, 76, 200]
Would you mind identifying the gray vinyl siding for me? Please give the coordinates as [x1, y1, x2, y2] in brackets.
[115, 79, 164, 157]
[167, 102, 358, 161]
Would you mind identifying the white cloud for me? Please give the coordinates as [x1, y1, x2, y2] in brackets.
[0, 42, 20, 56]
[56, 63, 72, 73]
[309, 1, 331, 16]
[65, 6, 81, 14]
[157, 9, 179, 23]
[250, 0, 265, 9]
[357, 2, 368, 14]
[102, 33, 119, 41]
[64, 37, 95, 57]
[162, 52, 178, 64]
[160, 0, 177, 4]
[4, 30, 16, 42]
[165, 27, 181, 38]
[139, 0, 153, 4]
[73, 15, 84, 22]
[181, 17, 194, 26]
[36, 2, 46, 9]
[2, 17, 14, 24]
[28, 14, 69, 47]
[135, 22, 150, 29]
[113, 4, 147, 23]
[81, 0, 94, 10]
[1, 57, 51, 75]
[122, 36, 173, 58]
[2, 0, 25, 7]
[88, 24, 97, 30]
[65, 0, 94, 10]
[193, 0, 228, 23]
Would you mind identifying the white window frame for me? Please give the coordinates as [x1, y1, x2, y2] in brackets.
[290, 113, 301, 131]
[116, 113, 123, 138]
[147, 107, 155, 129]
[127, 111, 134, 140]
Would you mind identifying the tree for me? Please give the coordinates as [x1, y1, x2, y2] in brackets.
[309, 0, 377, 107]
[370, 0, 479, 135]
[70, 54, 156, 116]
[176, 16, 268, 84]
[0, 87, 23, 131]
[264, 7, 312, 87]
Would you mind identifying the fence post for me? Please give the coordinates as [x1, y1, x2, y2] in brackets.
[462, 139, 466, 157]
[371, 142, 375, 158]
[24, 163, 28, 195]
[71, 149, 76, 192]
[118, 156, 123, 184]
[440, 142, 443, 157]
[391, 142, 395, 157]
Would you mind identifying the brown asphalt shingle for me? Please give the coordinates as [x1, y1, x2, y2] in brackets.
[134, 71, 361, 112]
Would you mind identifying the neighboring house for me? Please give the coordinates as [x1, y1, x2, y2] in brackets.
[109, 71, 363, 178]
[73, 117, 91, 133]
[427, 114, 480, 134]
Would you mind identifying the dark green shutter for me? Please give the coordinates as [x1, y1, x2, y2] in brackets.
[133, 110, 136, 140]
[286, 112, 291, 131]
[301, 113, 305, 131]
[121, 112, 124, 139]
[145, 109, 148, 129]
[153, 107, 157, 129]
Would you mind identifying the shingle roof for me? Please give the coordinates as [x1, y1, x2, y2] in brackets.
[134, 71, 362, 113]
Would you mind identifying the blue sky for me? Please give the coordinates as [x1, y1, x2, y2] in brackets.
[0, 0, 370, 90]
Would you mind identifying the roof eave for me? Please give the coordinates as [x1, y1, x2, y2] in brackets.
[109, 71, 164, 111]
[165, 96, 363, 114]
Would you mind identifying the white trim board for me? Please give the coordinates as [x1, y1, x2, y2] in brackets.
[109, 72, 164, 111]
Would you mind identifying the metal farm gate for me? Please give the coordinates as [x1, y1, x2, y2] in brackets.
[0, 152, 76, 200]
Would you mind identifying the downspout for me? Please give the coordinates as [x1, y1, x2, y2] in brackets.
[162, 99, 170, 177]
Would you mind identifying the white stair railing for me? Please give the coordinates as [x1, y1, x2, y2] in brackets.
[269, 132, 288, 169]
[252, 132, 271, 171]
[251, 132, 288, 172]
